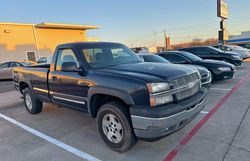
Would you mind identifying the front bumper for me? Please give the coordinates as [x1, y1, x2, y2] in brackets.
[214, 70, 235, 80]
[201, 73, 211, 88]
[130, 90, 207, 139]
[232, 59, 242, 66]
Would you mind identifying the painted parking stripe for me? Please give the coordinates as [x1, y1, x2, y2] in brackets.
[200, 111, 209, 114]
[210, 88, 231, 91]
[0, 113, 101, 161]
[163, 71, 250, 161]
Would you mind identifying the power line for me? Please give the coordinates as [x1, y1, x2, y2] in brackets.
[124, 14, 250, 44]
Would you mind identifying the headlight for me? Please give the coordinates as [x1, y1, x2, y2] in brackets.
[218, 67, 231, 71]
[150, 95, 174, 107]
[147, 83, 170, 93]
[147, 83, 173, 106]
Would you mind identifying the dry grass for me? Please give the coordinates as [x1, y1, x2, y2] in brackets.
[244, 58, 250, 62]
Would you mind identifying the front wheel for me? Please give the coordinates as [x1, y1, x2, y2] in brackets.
[23, 88, 43, 114]
[96, 102, 137, 152]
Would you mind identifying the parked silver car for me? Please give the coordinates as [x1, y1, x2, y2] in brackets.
[0, 61, 32, 80]
[213, 45, 250, 59]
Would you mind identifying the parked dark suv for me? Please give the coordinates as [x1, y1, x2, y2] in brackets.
[179, 46, 243, 66]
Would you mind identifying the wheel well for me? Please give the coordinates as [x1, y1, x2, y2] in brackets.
[208, 70, 216, 81]
[19, 82, 29, 94]
[90, 94, 129, 118]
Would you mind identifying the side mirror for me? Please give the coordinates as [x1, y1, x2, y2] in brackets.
[61, 62, 82, 72]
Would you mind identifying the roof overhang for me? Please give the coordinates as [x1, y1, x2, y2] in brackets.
[35, 22, 99, 30]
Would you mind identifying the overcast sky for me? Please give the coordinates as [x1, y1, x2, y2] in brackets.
[1, 0, 250, 47]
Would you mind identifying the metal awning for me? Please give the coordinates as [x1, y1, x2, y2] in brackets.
[35, 22, 99, 30]
[228, 38, 250, 44]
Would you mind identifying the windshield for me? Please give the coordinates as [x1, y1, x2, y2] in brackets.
[141, 54, 170, 63]
[81, 43, 143, 68]
[180, 51, 203, 62]
[208, 46, 225, 52]
[21, 62, 34, 66]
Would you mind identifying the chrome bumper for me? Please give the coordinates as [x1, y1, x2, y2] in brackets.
[131, 99, 206, 139]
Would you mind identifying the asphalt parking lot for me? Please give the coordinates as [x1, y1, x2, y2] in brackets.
[1, 63, 250, 161]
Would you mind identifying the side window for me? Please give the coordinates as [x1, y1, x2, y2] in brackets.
[162, 54, 187, 63]
[161, 54, 175, 62]
[0, 63, 10, 69]
[187, 48, 198, 54]
[171, 55, 187, 63]
[10, 62, 22, 67]
[56, 49, 79, 71]
[193, 48, 210, 55]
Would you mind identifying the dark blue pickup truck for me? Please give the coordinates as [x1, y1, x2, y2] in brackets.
[14, 42, 207, 152]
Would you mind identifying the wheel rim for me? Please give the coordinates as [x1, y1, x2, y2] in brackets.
[102, 113, 123, 144]
[25, 93, 32, 110]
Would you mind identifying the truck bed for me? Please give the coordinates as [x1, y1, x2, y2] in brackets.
[14, 65, 50, 101]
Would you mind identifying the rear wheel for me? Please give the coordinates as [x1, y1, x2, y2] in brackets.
[96, 102, 137, 152]
[23, 88, 43, 114]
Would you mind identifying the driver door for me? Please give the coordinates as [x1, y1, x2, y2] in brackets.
[48, 48, 88, 110]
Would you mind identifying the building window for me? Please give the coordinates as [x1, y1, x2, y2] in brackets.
[26, 51, 37, 62]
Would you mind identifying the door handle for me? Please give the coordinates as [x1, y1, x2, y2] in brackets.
[52, 76, 57, 81]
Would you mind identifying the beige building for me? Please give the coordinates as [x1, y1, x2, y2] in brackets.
[0, 22, 99, 63]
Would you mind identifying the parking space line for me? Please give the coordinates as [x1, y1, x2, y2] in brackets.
[200, 111, 209, 114]
[0, 113, 101, 161]
[210, 88, 231, 91]
[163, 71, 250, 161]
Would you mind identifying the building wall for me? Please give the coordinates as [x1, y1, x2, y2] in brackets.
[0, 24, 37, 63]
[0, 24, 87, 63]
[35, 28, 87, 58]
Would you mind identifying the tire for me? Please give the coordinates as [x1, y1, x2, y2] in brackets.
[96, 101, 137, 152]
[210, 71, 215, 82]
[23, 88, 43, 114]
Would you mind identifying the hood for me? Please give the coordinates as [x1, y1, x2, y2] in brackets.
[224, 51, 244, 56]
[184, 64, 209, 76]
[199, 59, 234, 67]
[94, 62, 197, 83]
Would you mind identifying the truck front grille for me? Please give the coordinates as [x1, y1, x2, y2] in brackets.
[171, 73, 201, 101]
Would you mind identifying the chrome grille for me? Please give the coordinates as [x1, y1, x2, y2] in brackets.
[171, 73, 201, 101]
